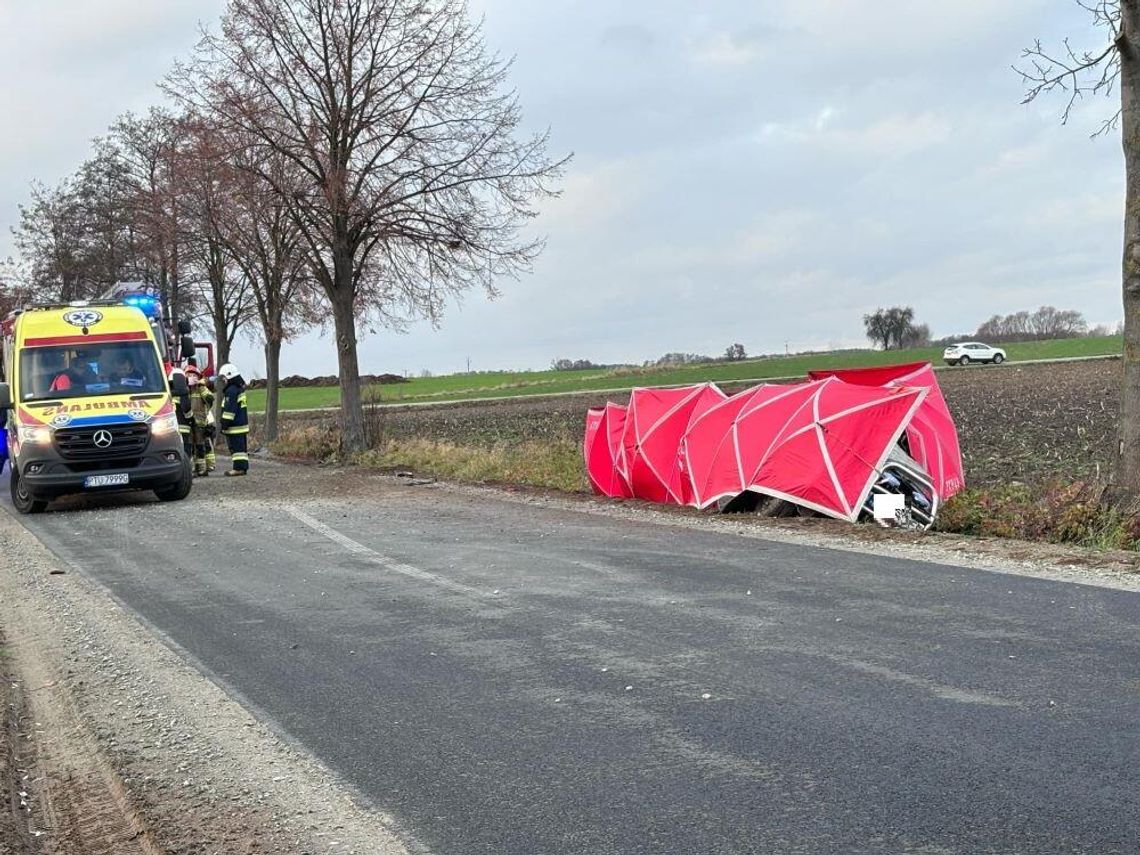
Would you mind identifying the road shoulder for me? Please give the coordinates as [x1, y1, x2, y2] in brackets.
[0, 506, 412, 855]
[437, 480, 1140, 593]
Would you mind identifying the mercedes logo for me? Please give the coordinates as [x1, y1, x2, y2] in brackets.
[93, 430, 113, 449]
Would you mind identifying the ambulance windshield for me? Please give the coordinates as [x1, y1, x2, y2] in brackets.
[20, 342, 165, 401]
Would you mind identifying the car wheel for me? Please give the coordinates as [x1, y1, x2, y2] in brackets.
[10, 468, 47, 514]
[992, 353, 1004, 364]
[155, 457, 193, 502]
[958, 355, 970, 366]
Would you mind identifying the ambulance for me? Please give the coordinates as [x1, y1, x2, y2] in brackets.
[0, 302, 193, 513]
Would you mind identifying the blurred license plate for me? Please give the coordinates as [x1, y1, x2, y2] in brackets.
[84, 473, 129, 488]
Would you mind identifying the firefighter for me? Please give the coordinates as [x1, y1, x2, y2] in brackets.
[167, 365, 194, 458]
[186, 366, 214, 476]
[218, 363, 249, 476]
[203, 375, 218, 472]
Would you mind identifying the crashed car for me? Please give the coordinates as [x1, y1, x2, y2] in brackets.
[583, 362, 963, 530]
[861, 445, 937, 530]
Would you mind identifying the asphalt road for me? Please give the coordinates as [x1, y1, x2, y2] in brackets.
[5, 471, 1140, 854]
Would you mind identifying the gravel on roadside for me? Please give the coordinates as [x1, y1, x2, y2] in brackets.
[0, 499, 413, 855]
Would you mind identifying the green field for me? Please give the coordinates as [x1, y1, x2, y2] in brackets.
[246, 335, 1123, 412]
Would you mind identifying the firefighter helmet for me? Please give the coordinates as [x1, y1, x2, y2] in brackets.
[218, 363, 240, 380]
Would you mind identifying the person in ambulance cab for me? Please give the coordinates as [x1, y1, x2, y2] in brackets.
[50, 354, 98, 392]
[114, 354, 147, 388]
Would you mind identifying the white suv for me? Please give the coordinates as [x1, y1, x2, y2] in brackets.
[943, 342, 1007, 366]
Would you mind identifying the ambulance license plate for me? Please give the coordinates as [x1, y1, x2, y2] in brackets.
[84, 473, 129, 488]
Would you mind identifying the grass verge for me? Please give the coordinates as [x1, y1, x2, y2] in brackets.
[270, 425, 588, 493]
[936, 482, 1140, 550]
[356, 438, 588, 492]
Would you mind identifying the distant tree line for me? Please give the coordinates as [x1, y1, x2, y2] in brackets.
[553, 343, 748, 372]
[649, 343, 749, 367]
[864, 304, 1116, 350]
[974, 306, 1088, 342]
[551, 358, 612, 371]
[552, 302, 1119, 377]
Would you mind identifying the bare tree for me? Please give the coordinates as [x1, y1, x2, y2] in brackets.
[12, 154, 150, 303]
[863, 308, 892, 350]
[1006, 310, 1033, 339]
[12, 180, 91, 301]
[72, 149, 150, 288]
[177, 117, 257, 365]
[899, 322, 931, 348]
[979, 307, 1088, 341]
[218, 139, 317, 441]
[170, 0, 567, 453]
[0, 258, 34, 318]
[723, 343, 747, 361]
[863, 306, 918, 349]
[1017, 1, 1140, 495]
[1029, 305, 1088, 338]
[103, 110, 188, 315]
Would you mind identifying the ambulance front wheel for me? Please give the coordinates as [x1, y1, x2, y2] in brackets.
[10, 468, 47, 515]
[154, 457, 193, 502]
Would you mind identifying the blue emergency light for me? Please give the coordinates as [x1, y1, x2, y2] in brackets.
[123, 294, 161, 320]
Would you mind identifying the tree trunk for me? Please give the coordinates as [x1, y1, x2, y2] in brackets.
[330, 251, 364, 454]
[1118, 2, 1140, 498]
[209, 246, 230, 366]
[263, 335, 282, 443]
[213, 303, 230, 366]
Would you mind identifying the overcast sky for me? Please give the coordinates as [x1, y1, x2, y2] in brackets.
[0, 1, 1125, 377]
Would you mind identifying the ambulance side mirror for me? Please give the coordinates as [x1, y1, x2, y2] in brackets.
[177, 320, 192, 336]
[169, 373, 189, 397]
[180, 335, 196, 360]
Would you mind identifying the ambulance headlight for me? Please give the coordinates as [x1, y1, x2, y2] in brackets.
[150, 414, 179, 437]
[17, 426, 49, 445]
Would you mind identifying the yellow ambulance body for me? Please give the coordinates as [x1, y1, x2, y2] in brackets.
[0, 304, 192, 513]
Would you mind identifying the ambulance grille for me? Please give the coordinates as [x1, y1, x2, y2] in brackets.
[54, 423, 151, 460]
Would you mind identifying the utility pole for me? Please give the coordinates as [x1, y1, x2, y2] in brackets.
[466, 356, 471, 373]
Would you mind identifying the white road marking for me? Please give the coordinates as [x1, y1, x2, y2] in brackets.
[286, 507, 480, 597]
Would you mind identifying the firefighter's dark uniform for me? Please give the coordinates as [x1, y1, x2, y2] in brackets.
[221, 376, 249, 475]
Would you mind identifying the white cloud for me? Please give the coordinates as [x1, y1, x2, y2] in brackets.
[759, 110, 952, 157]
[772, 0, 1050, 59]
[690, 31, 762, 67]
[538, 160, 648, 234]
